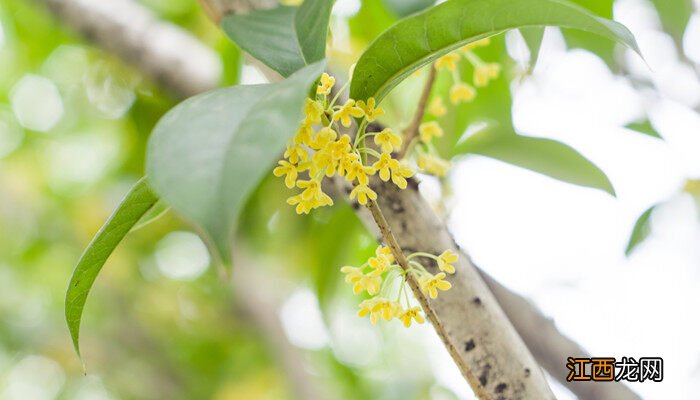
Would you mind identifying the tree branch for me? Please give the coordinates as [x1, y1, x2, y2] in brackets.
[38, 0, 223, 98]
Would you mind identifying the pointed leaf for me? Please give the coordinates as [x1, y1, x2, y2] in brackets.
[146, 62, 325, 264]
[650, 0, 693, 45]
[222, 0, 334, 77]
[625, 119, 662, 139]
[520, 27, 545, 71]
[350, 0, 640, 102]
[66, 178, 158, 359]
[625, 205, 656, 255]
[461, 129, 616, 195]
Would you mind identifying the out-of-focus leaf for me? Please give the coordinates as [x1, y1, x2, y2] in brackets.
[222, 0, 333, 77]
[520, 27, 545, 71]
[382, 0, 435, 17]
[562, 0, 616, 66]
[650, 0, 693, 45]
[146, 62, 325, 264]
[66, 178, 158, 360]
[625, 205, 656, 255]
[350, 0, 641, 102]
[625, 119, 662, 139]
[349, 0, 397, 45]
[461, 129, 616, 195]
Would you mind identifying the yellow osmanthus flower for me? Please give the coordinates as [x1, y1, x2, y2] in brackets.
[345, 161, 376, 185]
[350, 183, 377, 205]
[337, 151, 359, 177]
[357, 298, 394, 325]
[311, 148, 336, 177]
[374, 128, 402, 153]
[435, 53, 460, 72]
[310, 126, 337, 150]
[390, 161, 415, 189]
[356, 97, 385, 122]
[450, 82, 476, 104]
[428, 97, 447, 117]
[418, 154, 451, 177]
[284, 144, 308, 164]
[437, 249, 459, 274]
[373, 152, 398, 182]
[372, 154, 414, 189]
[353, 273, 381, 295]
[281, 0, 303, 5]
[286, 194, 312, 214]
[420, 272, 452, 299]
[474, 63, 501, 87]
[340, 266, 363, 283]
[397, 306, 425, 327]
[376, 245, 394, 263]
[419, 121, 443, 143]
[273, 160, 298, 188]
[372, 298, 399, 322]
[368, 255, 391, 275]
[329, 134, 353, 160]
[317, 72, 335, 95]
[304, 98, 324, 124]
[461, 37, 491, 53]
[294, 123, 314, 146]
[333, 100, 365, 127]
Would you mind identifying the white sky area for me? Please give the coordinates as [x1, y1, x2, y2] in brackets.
[276, 1, 700, 399]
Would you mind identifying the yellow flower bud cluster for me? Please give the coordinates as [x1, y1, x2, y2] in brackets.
[341, 246, 459, 327]
[433, 37, 500, 107]
[274, 73, 415, 214]
[405, 38, 500, 178]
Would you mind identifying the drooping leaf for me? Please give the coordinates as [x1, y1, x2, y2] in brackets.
[350, 0, 641, 102]
[625, 205, 656, 256]
[222, 0, 333, 77]
[146, 61, 325, 264]
[650, 0, 693, 45]
[66, 178, 158, 360]
[520, 26, 545, 71]
[625, 119, 663, 139]
[460, 128, 616, 195]
[562, 0, 617, 67]
[382, 0, 435, 17]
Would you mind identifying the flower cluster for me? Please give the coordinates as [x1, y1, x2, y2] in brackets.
[341, 246, 459, 327]
[274, 73, 415, 214]
[407, 38, 501, 177]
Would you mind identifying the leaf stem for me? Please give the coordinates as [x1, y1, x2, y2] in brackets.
[398, 65, 437, 159]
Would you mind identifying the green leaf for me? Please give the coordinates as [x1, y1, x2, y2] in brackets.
[146, 61, 325, 264]
[222, 0, 333, 77]
[131, 200, 170, 231]
[350, 0, 640, 102]
[460, 128, 616, 195]
[562, 0, 616, 66]
[66, 178, 158, 360]
[382, 0, 435, 17]
[625, 205, 655, 255]
[650, 0, 693, 45]
[520, 27, 545, 71]
[625, 119, 662, 139]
